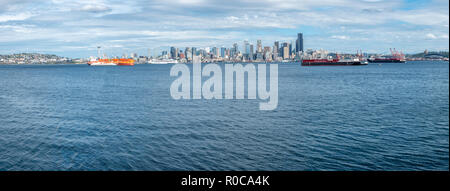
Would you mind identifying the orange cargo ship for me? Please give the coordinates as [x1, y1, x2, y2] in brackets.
[88, 58, 135, 66]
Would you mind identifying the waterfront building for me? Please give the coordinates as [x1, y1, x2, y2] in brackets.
[256, 52, 263, 61]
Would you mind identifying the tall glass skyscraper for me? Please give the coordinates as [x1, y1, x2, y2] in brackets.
[296, 33, 303, 53]
[244, 40, 250, 55]
[220, 47, 226, 58]
[170, 47, 177, 59]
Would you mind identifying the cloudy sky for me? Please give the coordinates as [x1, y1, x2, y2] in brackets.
[0, 0, 448, 58]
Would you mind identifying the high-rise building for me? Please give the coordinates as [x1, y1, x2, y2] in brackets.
[283, 46, 289, 59]
[185, 47, 192, 61]
[264, 46, 271, 54]
[281, 42, 288, 59]
[211, 47, 216, 57]
[211, 47, 220, 58]
[296, 33, 303, 53]
[257, 40, 262, 53]
[244, 40, 250, 54]
[192, 47, 197, 57]
[243, 40, 251, 60]
[274, 41, 280, 57]
[231, 43, 239, 57]
[263, 46, 271, 61]
[288, 43, 292, 57]
[249, 44, 254, 60]
[220, 47, 226, 58]
[170, 47, 177, 59]
[272, 45, 278, 60]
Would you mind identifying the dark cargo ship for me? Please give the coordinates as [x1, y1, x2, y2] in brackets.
[368, 48, 406, 63]
[368, 57, 406, 63]
[302, 58, 367, 66]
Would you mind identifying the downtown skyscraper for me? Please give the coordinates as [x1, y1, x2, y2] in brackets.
[296, 33, 303, 53]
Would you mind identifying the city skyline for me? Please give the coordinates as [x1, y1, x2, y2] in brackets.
[0, 0, 449, 58]
[155, 33, 303, 63]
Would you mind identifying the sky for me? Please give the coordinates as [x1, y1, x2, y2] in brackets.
[0, 0, 448, 58]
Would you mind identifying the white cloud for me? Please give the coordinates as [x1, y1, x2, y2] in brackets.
[440, 34, 449, 39]
[79, 4, 111, 13]
[331, 35, 350, 40]
[177, 0, 205, 5]
[426, 33, 449, 40]
[426, 33, 437, 39]
[0, 12, 33, 22]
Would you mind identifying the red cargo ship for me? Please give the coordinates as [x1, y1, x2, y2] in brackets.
[302, 58, 366, 66]
[87, 46, 135, 66]
[88, 58, 135, 66]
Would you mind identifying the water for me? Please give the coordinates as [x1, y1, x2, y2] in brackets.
[0, 61, 448, 171]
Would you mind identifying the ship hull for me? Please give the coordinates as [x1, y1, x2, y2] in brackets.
[88, 63, 116, 66]
[368, 59, 405, 63]
[302, 61, 366, 66]
[148, 59, 178, 64]
[88, 58, 135, 66]
[117, 63, 134, 66]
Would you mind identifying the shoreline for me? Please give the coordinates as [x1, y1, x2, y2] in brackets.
[1, 60, 449, 66]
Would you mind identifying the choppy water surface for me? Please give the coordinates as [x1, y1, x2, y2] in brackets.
[0, 61, 448, 170]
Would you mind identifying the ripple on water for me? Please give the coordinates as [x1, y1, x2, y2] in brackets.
[0, 62, 448, 170]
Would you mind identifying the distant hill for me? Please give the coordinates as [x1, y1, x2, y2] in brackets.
[0, 53, 74, 64]
[407, 51, 449, 58]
